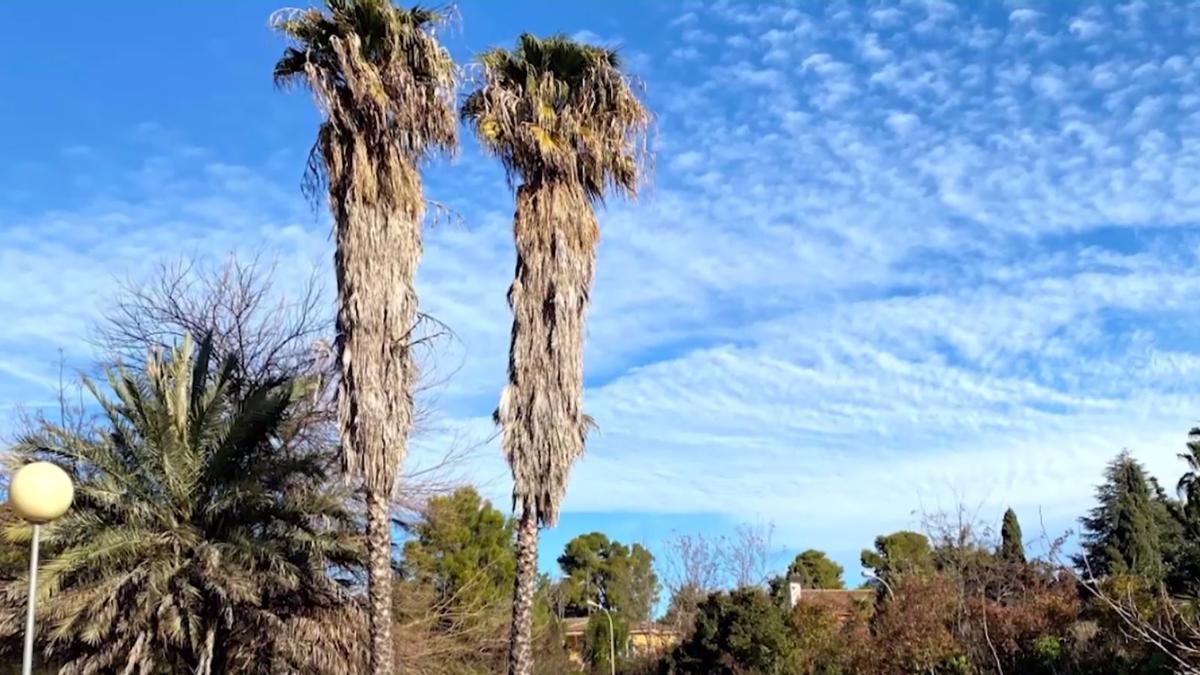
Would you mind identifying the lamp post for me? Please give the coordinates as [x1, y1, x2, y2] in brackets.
[587, 600, 616, 675]
[9, 462, 74, 675]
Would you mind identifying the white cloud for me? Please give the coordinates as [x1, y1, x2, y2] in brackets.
[1069, 16, 1105, 40]
[1008, 8, 1041, 24]
[669, 150, 704, 172]
[885, 111, 920, 135]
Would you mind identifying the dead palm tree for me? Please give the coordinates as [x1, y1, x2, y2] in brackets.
[461, 33, 650, 674]
[272, 2, 457, 672]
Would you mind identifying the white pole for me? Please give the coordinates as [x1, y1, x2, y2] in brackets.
[587, 600, 616, 675]
[604, 607, 615, 675]
[22, 523, 39, 675]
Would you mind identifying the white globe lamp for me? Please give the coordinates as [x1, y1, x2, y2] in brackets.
[10, 462, 73, 524]
[9, 461, 73, 675]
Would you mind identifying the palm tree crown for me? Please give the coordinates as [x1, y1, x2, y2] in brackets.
[463, 33, 650, 203]
[273, 0, 457, 198]
[2, 335, 361, 674]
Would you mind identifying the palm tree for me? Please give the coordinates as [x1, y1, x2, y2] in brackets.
[1, 335, 362, 674]
[462, 34, 650, 674]
[272, 2, 457, 672]
[1179, 427, 1200, 502]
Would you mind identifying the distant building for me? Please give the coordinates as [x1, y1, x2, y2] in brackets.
[561, 616, 681, 669]
[786, 577, 873, 623]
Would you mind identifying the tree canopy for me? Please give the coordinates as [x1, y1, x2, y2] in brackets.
[785, 549, 845, 590]
[861, 530, 933, 584]
[2, 335, 362, 674]
[557, 532, 659, 623]
[401, 486, 515, 606]
[1076, 451, 1165, 583]
[663, 587, 792, 675]
[1000, 508, 1026, 564]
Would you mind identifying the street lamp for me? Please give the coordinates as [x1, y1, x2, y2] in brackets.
[9, 462, 74, 675]
[586, 600, 616, 675]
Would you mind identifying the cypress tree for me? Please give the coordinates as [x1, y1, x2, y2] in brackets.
[1076, 451, 1164, 583]
[999, 508, 1026, 564]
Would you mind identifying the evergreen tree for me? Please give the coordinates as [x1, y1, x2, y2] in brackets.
[786, 549, 845, 589]
[1075, 451, 1164, 583]
[400, 487, 515, 606]
[1000, 508, 1026, 564]
[861, 531, 933, 584]
[663, 588, 792, 675]
[557, 532, 660, 623]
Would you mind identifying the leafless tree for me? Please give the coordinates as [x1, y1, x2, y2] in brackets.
[91, 254, 476, 524]
[727, 522, 777, 590]
[661, 533, 724, 599]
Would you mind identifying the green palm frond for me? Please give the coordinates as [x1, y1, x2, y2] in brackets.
[1, 333, 363, 673]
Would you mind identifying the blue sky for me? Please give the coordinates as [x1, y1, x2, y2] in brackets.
[5, 0, 1200, 592]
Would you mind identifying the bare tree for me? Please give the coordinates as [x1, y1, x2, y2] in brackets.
[662, 533, 724, 599]
[94, 255, 327, 384]
[92, 254, 476, 526]
[727, 522, 777, 590]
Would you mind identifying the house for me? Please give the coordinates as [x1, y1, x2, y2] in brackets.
[786, 578, 873, 624]
[561, 616, 681, 668]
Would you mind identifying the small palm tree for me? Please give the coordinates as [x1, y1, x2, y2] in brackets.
[1, 336, 362, 674]
[272, 2, 457, 672]
[462, 33, 650, 674]
[1179, 427, 1200, 501]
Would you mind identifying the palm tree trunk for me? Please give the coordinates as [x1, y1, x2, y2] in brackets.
[367, 487, 395, 675]
[509, 506, 539, 675]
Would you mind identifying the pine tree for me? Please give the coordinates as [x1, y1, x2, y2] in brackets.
[1000, 508, 1026, 564]
[1076, 451, 1164, 583]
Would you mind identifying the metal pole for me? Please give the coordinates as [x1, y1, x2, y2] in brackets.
[22, 523, 39, 675]
[603, 606, 615, 675]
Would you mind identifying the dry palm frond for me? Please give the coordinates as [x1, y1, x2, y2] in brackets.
[272, 3, 458, 671]
[463, 33, 651, 675]
[462, 33, 649, 527]
[272, 0, 457, 495]
[462, 33, 650, 206]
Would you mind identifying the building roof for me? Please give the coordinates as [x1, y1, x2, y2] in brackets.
[560, 617, 680, 638]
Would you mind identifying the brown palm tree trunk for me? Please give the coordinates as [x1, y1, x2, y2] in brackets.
[509, 506, 539, 675]
[366, 487, 395, 675]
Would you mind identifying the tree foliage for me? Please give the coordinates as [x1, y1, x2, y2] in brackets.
[402, 487, 515, 606]
[663, 587, 793, 675]
[861, 531, 933, 586]
[1, 335, 362, 674]
[785, 549, 844, 590]
[1000, 508, 1026, 564]
[558, 532, 659, 623]
[1076, 451, 1165, 583]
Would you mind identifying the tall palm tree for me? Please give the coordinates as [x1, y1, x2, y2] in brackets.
[1, 335, 362, 674]
[462, 34, 650, 674]
[272, 2, 457, 672]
